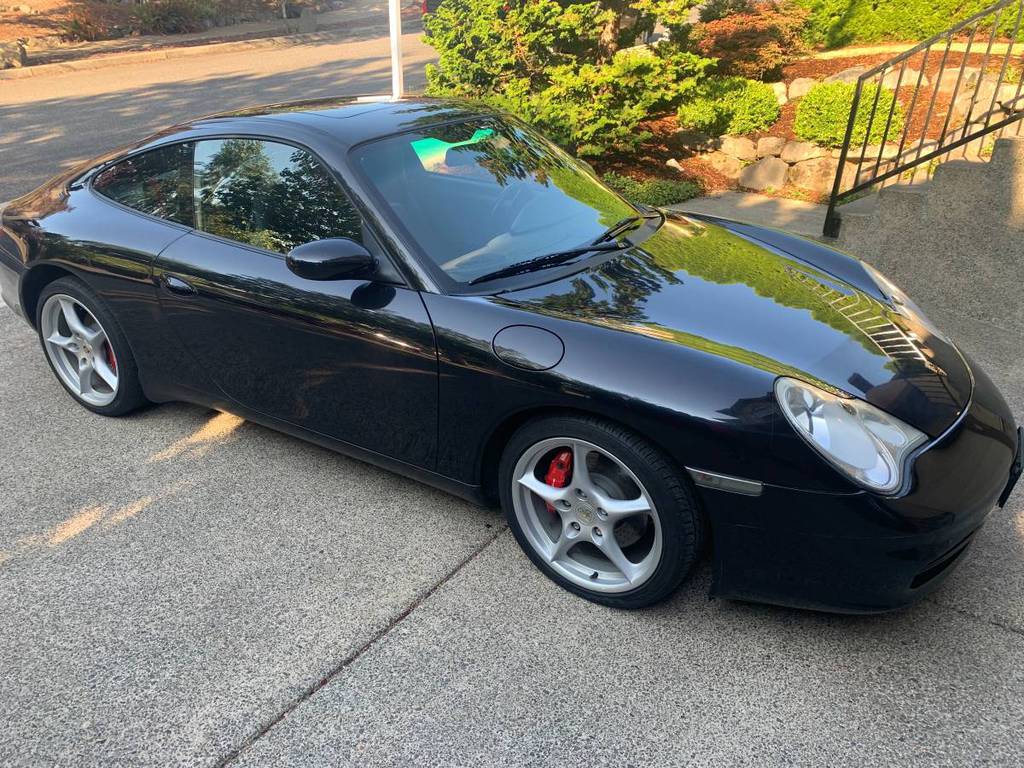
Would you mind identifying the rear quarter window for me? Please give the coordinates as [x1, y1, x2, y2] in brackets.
[92, 143, 194, 226]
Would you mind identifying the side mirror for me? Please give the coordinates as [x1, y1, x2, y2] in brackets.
[285, 238, 377, 281]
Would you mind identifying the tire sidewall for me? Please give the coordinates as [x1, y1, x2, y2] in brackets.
[499, 415, 700, 609]
[36, 276, 145, 417]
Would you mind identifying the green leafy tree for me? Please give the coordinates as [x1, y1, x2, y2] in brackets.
[423, 0, 714, 157]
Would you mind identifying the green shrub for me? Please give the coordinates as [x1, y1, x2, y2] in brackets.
[509, 49, 713, 157]
[676, 77, 781, 136]
[602, 173, 703, 206]
[134, 0, 217, 35]
[58, 1, 135, 41]
[794, 81, 904, 147]
[423, 0, 715, 157]
[699, 0, 755, 23]
[795, 0, 1014, 48]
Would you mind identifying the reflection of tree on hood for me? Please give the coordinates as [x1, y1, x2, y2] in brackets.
[514, 252, 680, 324]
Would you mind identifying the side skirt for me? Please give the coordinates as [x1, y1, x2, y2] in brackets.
[144, 383, 490, 507]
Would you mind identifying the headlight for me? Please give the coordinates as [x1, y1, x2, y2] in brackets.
[775, 377, 927, 494]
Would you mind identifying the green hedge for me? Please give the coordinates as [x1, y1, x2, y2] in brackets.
[602, 173, 703, 206]
[676, 77, 781, 137]
[794, 81, 904, 147]
[796, 0, 1012, 48]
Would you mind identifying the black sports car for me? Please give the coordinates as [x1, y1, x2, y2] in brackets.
[1, 97, 1019, 611]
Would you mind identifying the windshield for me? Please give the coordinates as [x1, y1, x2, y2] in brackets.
[351, 118, 638, 286]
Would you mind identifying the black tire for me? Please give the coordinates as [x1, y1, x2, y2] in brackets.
[499, 415, 705, 609]
[35, 276, 149, 417]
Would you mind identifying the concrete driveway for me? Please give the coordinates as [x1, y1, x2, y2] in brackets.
[2, 30, 1024, 768]
[2, 304, 1022, 766]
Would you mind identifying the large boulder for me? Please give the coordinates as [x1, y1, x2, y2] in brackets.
[757, 136, 786, 158]
[675, 130, 714, 153]
[826, 66, 867, 84]
[937, 67, 980, 94]
[739, 157, 789, 192]
[974, 75, 1021, 111]
[788, 77, 817, 99]
[719, 135, 757, 162]
[702, 151, 744, 180]
[882, 68, 929, 89]
[780, 140, 826, 164]
[771, 82, 788, 105]
[788, 156, 841, 194]
[0, 40, 26, 69]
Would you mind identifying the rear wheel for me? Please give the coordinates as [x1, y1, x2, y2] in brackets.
[500, 415, 703, 609]
[36, 277, 147, 416]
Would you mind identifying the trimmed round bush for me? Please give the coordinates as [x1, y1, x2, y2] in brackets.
[602, 173, 703, 206]
[676, 77, 781, 137]
[794, 81, 904, 148]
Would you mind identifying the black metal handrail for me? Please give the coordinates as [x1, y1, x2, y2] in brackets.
[823, 0, 1024, 237]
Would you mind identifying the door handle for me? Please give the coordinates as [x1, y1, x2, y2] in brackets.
[161, 274, 197, 296]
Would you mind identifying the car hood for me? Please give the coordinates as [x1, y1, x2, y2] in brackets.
[500, 212, 971, 438]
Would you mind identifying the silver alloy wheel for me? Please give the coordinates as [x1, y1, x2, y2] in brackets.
[40, 293, 119, 407]
[512, 437, 663, 593]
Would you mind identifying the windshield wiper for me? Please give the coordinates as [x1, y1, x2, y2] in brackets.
[466, 212, 660, 287]
[468, 241, 624, 286]
[592, 215, 645, 245]
[592, 210, 663, 243]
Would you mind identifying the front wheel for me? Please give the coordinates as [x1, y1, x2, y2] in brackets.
[499, 415, 704, 609]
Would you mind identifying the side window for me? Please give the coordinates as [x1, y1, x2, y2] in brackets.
[92, 143, 194, 226]
[193, 138, 361, 254]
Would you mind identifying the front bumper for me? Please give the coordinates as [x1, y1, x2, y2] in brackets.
[704, 361, 1020, 614]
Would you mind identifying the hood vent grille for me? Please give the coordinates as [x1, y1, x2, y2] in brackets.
[786, 267, 938, 371]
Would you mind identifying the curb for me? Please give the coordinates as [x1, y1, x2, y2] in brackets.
[0, 20, 391, 81]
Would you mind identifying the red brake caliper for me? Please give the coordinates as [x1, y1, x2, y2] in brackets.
[544, 449, 573, 515]
[104, 342, 117, 374]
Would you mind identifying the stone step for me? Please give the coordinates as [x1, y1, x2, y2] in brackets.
[991, 136, 1024, 172]
[834, 183, 929, 255]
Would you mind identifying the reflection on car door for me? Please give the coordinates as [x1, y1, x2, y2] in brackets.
[153, 137, 438, 468]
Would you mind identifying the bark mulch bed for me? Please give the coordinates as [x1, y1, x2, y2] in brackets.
[591, 116, 735, 193]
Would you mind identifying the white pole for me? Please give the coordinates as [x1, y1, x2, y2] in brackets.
[388, 0, 404, 100]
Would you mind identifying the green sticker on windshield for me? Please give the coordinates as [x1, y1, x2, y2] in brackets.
[410, 128, 494, 172]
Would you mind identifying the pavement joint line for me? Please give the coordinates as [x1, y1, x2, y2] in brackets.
[924, 595, 1024, 640]
[213, 522, 510, 767]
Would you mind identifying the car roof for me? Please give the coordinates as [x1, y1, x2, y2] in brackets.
[169, 96, 496, 149]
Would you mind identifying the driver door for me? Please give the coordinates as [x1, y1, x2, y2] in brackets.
[154, 137, 438, 468]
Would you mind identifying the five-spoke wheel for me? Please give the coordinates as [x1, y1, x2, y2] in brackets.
[512, 437, 662, 593]
[41, 293, 119, 407]
[501, 416, 703, 608]
[35, 277, 147, 416]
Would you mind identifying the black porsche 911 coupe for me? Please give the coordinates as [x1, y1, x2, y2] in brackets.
[1, 97, 1019, 611]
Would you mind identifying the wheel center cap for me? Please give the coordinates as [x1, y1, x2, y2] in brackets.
[576, 501, 595, 524]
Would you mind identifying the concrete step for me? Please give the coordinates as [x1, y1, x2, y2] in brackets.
[991, 136, 1024, 171]
[835, 182, 932, 251]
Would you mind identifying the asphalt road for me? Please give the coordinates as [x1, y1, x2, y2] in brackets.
[2, 31, 1024, 767]
[0, 26, 434, 203]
